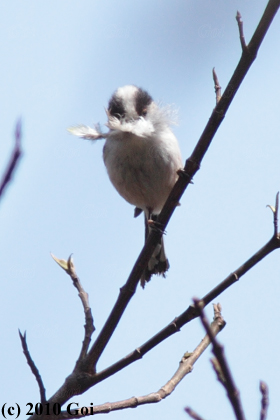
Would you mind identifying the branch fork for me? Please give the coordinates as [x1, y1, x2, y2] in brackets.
[18, 2, 280, 417]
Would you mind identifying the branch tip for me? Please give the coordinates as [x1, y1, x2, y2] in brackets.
[212, 67, 221, 104]
[259, 381, 269, 420]
[18, 329, 26, 341]
[236, 10, 247, 51]
[15, 118, 22, 146]
[18, 328, 46, 403]
[266, 192, 279, 237]
[67, 254, 78, 278]
[185, 407, 206, 420]
[275, 191, 279, 213]
[51, 253, 77, 277]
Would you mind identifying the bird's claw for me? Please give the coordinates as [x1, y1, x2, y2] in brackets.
[147, 219, 166, 235]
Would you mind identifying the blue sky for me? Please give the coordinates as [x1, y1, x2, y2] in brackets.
[1, 1, 280, 419]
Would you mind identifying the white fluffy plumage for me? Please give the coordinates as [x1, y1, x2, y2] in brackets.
[69, 85, 183, 286]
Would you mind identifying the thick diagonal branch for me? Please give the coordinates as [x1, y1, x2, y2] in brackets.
[83, 0, 280, 374]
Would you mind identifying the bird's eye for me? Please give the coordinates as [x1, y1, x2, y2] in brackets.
[108, 96, 125, 120]
[142, 108, 147, 116]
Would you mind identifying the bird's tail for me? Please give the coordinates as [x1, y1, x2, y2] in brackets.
[140, 214, 170, 287]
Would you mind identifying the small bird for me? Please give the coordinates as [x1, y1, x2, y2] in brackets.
[69, 85, 183, 287]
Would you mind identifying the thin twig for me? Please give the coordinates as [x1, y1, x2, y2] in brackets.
[275, 193, 279, 235]
[0, 119, 22, 201]
[185, 407, 206, 420]
[267, 192, 279, 237]
[236, 11, 247, 51]
[259, 381, 269, 420]
[213, 68, 221, 104]
[39, 307, 225, 420]
[194, 300, 245, 420]
[51, 254, 95, 363]
[19, 330, 46, 403]
[66, 255, 95, 364]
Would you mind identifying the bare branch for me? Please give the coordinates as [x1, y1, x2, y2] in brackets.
[259, 381, 269, 420]
[99, 193, 280, 380]
[212, 68, 221, 104]
[94, 301, 224, 384]
[0, 119, 22, 201]
[82, 0, 280, 375]
[19, 330, 46, 403]
[104, 190, 280, 383]
[27, 3, 280, 413]
[236, 11, 247, 51]
[185, 407, 207, 420]
[194, 300, 245, 420]
[42, 306, 225, 419]
[42, 193, 280, 411]
[51, 254, 95, 363]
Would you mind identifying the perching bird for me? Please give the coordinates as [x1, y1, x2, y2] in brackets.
[69, 85, 183, 287]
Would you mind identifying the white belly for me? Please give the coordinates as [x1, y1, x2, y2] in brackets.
[103, 129, 182, 214]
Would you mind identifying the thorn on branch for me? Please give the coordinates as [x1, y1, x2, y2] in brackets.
[236, 11, 247, 51]
[259, 381, 269, 420]
[212, 68, 221, 104]
[0, 118, 23, 201]
[18, 330, 46, 403]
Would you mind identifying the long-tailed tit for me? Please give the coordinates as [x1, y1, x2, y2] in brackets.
[69, 85, 183, 287]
